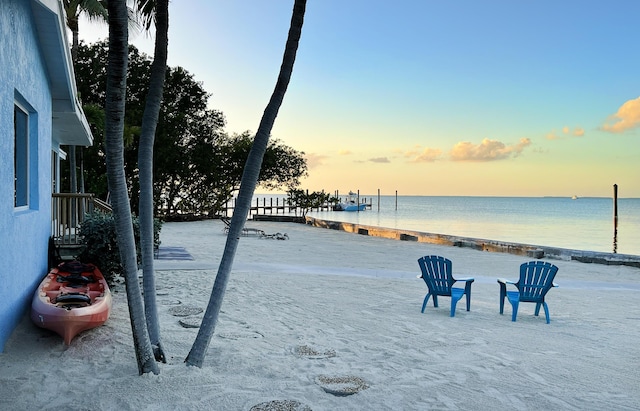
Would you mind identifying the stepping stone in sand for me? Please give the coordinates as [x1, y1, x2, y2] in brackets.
[217, 330, 264, 339]
[168, 304, 203, 317]
[178, 317, 201, 328]
[158, 299, 181, 306]
[292, 344, 336, 359]
[249, 399, 311, 411]
[315, 375, 369, 397]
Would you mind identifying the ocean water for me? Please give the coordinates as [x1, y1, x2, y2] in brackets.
[249, 195, 640, 255]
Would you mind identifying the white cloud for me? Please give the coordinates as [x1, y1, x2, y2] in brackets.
[602, 97, 640, 133]
[405, 147, 442, 163]
[450, 138, 531, 161]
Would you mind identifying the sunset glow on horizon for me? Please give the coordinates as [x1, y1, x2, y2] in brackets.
[80, 0, 640, 198]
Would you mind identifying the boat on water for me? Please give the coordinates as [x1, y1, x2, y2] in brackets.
[333, 191, 367, 211]
[31, 261, 112, 345]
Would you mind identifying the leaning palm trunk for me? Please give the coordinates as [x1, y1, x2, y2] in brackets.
[138, 0, 169, 363]
[105, 0, 158, 375]
[185, 0, 306, 368]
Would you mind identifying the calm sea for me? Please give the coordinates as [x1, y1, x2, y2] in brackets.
[251, 195, 640, 256]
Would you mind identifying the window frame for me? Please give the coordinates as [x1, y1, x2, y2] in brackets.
[14, 102, 29, 210]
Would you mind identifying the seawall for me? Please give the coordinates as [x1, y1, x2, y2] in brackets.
[305, 217, 640, 269]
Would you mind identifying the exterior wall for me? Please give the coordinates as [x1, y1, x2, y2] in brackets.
[0, 0, 54, 351]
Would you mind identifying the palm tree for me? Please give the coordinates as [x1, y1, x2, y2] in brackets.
[104, 0, 158, 375]
[64, 0, 108, 61]
[136, 0, 169, 363]
[64, 1, 108, 195]
[65, 1, 141, 195]
[185, 0, 307, 368]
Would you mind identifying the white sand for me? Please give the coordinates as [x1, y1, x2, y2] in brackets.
[2, 220, 639, 410]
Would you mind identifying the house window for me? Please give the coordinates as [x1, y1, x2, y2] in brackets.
[14, 104, 29, 208]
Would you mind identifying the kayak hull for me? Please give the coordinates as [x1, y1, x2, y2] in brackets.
[31, 262, 112, 345]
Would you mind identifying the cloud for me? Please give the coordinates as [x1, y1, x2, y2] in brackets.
[546, 131, 560, 140]
[602, 97, 640, 133]
[547, 126, 585, 140]
[338, 149, 353, 155]
[405, 147, 442, 163]
[304, 153, 329, 169]
[450, 138, 532, 161]
[369, 157, 391, 163]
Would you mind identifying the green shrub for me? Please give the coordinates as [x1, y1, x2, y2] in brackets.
[77, 211, 162, 285]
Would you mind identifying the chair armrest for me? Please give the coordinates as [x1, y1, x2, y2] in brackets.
[456, 277, 474, 283]
[497, 278, 515, 285]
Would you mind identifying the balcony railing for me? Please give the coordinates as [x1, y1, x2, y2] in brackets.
[52, 193, 111, 246]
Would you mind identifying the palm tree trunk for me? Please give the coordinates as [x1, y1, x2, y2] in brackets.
[105, 0, 158, 375]
[138, 0, 169, 363]
[185, 0, 306, 368]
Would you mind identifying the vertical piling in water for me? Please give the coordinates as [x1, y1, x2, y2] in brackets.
[377, 189, 380, 212]
[613, 184, 618, 253]
[395, 190, 398, 211]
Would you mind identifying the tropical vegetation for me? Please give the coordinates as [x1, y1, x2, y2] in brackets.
[70, 41, 308, 218]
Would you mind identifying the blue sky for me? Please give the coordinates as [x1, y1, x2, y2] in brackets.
[79, 0, 640, 197]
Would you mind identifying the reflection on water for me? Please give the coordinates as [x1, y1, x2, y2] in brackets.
[303, 196, 640, 255]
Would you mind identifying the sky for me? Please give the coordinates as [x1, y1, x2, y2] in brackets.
[78, 0, 640, 198]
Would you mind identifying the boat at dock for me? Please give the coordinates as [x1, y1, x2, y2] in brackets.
[333, 191, 367, 211]
[31, 261, 112, 345]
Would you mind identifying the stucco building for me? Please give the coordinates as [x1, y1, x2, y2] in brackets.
[0, 0, 93, 351]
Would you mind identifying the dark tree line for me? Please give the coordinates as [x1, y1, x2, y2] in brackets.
[70, 41, 307, 218]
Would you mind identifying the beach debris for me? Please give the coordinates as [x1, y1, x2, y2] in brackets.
[178, 317, 201, 328]
[315, 375, 369, 396]
[249, 399, 312, 411]
[168, 304, 203, 317]
[260, 232, 289, 240]
[293, 344, 336, 359]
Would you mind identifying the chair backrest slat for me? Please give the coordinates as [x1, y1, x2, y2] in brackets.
[418, 255, 454, 296]
[518, 261, 558, 302]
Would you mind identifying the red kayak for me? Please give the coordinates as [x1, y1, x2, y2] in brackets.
[31, 261, 112, 345]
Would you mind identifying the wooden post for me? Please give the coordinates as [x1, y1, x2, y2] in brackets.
[377, 188, 380, 212]
[613, 184, 618, 253]
[395, 190, 398, 211]
[613, 184, 618, 228]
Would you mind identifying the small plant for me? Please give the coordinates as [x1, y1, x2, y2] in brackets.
[77, 211, 162, 285]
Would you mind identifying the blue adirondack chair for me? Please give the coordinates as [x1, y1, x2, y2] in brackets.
[417, 255, 474, 317]
[498, 261, 559, 324]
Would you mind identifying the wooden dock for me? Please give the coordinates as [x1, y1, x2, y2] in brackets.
[224, 196, 373, 217]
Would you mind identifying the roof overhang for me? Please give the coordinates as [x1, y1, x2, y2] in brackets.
[30, 0, 93, 147]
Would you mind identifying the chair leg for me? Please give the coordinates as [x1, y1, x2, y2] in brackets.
[450, 298, 458, 317]
[499, 283, 506, 314]
[534, 302, 542, 316]
[421, 293, 431, 313]
[511, 300, 519, 322]
[542, 302, 551, 324]
[432, 295, 439, 308]
[465, 289, 471, 312]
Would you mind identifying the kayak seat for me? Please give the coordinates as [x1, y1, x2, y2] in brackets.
[55, 293, 91, 305]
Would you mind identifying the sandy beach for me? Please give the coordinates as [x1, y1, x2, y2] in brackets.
[2, 219, 639, 410]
